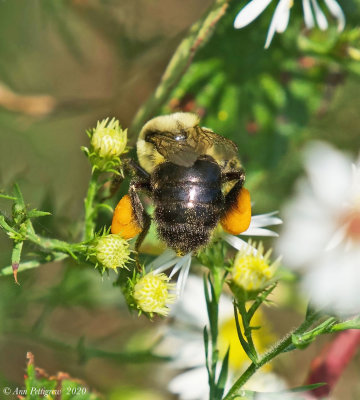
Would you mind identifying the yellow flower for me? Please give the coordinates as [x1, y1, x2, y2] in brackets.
[91, 117, 127, 158]
[231, 241, 279, 292]
[218, 308, 275, 371]
[95, 234, 131, 270]
[134, 273, 176, 316]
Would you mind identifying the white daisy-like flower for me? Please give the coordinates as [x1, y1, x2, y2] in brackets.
[155, 275, 286, 400]
[146, 212, 282, 296]
[277, 141, 360, 316]
[234, 0, 346, 48]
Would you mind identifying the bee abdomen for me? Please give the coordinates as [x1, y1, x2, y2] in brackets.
[151, 159, 224, 254]
[156, 222, 212, 255]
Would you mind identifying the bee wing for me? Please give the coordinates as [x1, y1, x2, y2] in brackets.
[164, 144, 200, 167]
[198, 128, 239, 161]
[146, 126, 238, 167]
[145, 127, 211, 167]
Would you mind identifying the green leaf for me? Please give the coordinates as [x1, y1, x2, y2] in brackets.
[27, 209, 52, 219]
[247, 283, 277, 321]
[216, 346, 230, 397]
[233, 302, 255, 363]
[0, 215, 16, 234]
[203, 326, 210, 376]
[13, 183, 25, 207]
[331, 317, 360, 332]
[0, 193, 16, 200]
[288, 382, 327, 392]
[229, 383, 326, 399]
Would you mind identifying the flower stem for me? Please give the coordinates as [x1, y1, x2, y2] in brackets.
[26, 231, 86, 258]
[129, 0, 231, 138]
[223, 310, 321, 400]
[84, 170, 101, 241]
[0, 254, 69, 277]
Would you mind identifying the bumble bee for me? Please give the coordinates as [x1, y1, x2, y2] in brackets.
[111, 113, 251, 255]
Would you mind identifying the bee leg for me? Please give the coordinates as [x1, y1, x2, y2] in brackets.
[221, 178, 252, 236]
[129, 180, 151, 270]
[103, 159, 150, 201]
[126, 159, 150, 180]
[222, 169, 245, 184]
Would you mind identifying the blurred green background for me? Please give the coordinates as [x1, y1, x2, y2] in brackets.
[1, 0, 360, 399]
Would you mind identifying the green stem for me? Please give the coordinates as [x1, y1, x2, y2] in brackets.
[26, 231, 86, 258]
[205, 267, 227, 400]
[84, 170, 101, 241]
[0, 254, 69, 277]
[5, 329, 169, 365]
[129, 0, 232, 138]
[223, 310, 321, 400]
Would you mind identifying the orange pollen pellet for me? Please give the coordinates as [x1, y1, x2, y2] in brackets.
[111, 194, 142, 239]
[221, 188, 252, 235]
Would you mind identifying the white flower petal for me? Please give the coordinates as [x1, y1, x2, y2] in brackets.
[168, 367, 209, 400]
[249, 212, 283, 228]
[304, 141, 353, 209]
[157, 327, 205, 368]
[234, 0, 273, 29]
[222, 233, 248, 251]
[170, 275, 209, 327]
[152, 257, 179, 274]
[169, 255, 188, 278]
[311, 0, 328, 30]
[325, 224, 348, 251]
[277, 192, 336, 268]
[242, 227, 279, 237]
[148, 248, 177, 270]
[302, 0, 315, 28]
[176, 254, 192, 296]
[324, 0, 345, 31]
[275, 0, 291, 33]
[302, 249, 360, 316]
[264, 0, 289, 48]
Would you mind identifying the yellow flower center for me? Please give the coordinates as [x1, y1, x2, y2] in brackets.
[134, 273, 176, 316]
[95, 234, 131, 270]
[231, 242, 278, 292]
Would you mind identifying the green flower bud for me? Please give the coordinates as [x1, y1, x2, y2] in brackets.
[95, 234, 131, 270]
[133, 273, 176, 316]
[91, 118, 127, 158]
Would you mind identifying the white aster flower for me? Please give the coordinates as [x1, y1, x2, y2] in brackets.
[155, 275, 285, 400]
[277, 141, 360, 316]
[234, 0, 345, 48]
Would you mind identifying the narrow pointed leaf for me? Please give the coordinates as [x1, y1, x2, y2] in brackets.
[217, 346, 230, 396]
[13, 183, 25, 207]
[27, 210, 52, 219]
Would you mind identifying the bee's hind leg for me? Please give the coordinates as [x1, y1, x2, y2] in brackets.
[221, 174, 251, 236]
[128, 180, 152, 271]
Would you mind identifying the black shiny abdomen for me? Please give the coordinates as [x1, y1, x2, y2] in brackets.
[151, 158, 224, 254]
